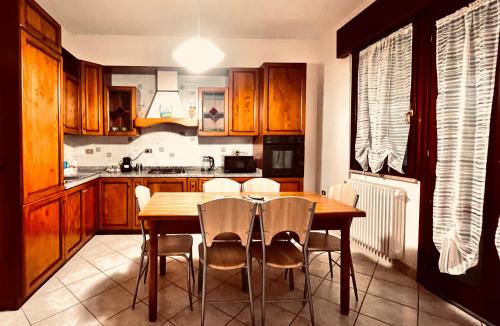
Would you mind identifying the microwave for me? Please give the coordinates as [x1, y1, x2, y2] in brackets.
[224, 156, 257, 173]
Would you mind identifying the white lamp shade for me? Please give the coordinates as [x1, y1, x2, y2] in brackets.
[172, 38, 225, 73]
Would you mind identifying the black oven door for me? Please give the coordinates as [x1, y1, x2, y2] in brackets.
[263, 144, 304, 177]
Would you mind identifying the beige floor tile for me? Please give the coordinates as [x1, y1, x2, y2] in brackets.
[107, 236, 141, 251]
[308, 259, 331, 278]
[155, 284, 193, 320]
[86, 250, 130, 271]
[372, 264, 417, 289]
[360, 293, 417, 326]
[82, 286, 133, 322]
[290, 316, 313, 326]
[56, 255, 101, 285]
[22, 286, 79, 324]
[94, 234, 125, 244]
[263, 280, 312, 314]
[314, 278, 366, 311]
[204, 283, 250, 316]
[298, 296, 357, 326]
[226, 318, 247, 326]
[328, 269, 372, 292]
[32, 276, 64, 297]
[418, 310, 479, 326]
[122, 272, 171, 301]
[104, 261, 141, 285]
[67, 272, 118, 301]
[367, 277, 418, 308]
[355, 313, 389, 325]
[351, 256, 377, 276]
[170, 301, 232, 326]
[418, 288, 480, 325]
[118, 244, 144, 262]
[78, 242, 116, 261]
[0, 309, 30, 326]
[33, 304, 99, 326]
[235, 300, 296, 326]
[103, 301, 165, 326]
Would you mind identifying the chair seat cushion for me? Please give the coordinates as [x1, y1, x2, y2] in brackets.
[306, 232, 341, 252]
[198, 242, 247, 270]
[144, 234, 193, 256]
[251, 241, 304, 269]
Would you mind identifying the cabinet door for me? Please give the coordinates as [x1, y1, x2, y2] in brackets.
[271, 178, 303, 191]
[81, 61, 103, 135]
[19, 0, 61, 52]
[198, 88, 229, 136]
[229, 69, 259, 136]
[262, 63, 306, 135]
[83, 181, 99, 238]
[187, 178, 199, 192]
[145, 178, 188, 194]
[64, 188, 83, 257]
[21, 30, 62, 204]
[63, 72, 81, 134]
[100, 179, 131, 230]
[23, 193, 63, 293]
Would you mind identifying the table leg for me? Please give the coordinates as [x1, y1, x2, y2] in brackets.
[148, 221, 158, 322]
[160, 256, 166, 276]
[340, 219, 351, 315]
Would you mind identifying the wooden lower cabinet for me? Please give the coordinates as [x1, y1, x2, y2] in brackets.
[63, 186, 83, 257]
[99, 178, 133, 230]
[83, 181, 99, 238]
[23, 192, 64, 294]
[271, 178, 303, 191]
[145, 178, 188, 194]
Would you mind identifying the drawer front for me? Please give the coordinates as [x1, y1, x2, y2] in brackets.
[19, 0, 61, 52]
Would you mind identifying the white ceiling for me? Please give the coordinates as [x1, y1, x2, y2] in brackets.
[37, 0, 365, 39]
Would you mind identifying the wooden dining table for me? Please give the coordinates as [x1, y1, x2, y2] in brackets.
[138, 191, 366, 322]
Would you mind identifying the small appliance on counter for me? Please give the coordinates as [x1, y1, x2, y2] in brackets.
[201, 156, 215, 171]
[224, 155, 256, 173]
[120, 157, 133, 172]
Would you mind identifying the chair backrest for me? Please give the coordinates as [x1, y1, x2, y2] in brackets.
[198, 198, 256, 247]
[259, 197, 316, 246]
[327, 183, 358, 207]
[135, 185, 151, 243]
[203, 178, 241, 192]
[242, 178, 280, 192]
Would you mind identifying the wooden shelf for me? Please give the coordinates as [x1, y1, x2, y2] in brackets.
[134, 118, 198, 128]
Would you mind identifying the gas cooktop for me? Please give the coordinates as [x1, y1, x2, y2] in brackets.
[147, 167, 186, 174]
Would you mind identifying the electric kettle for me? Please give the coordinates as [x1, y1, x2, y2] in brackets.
[201, 156, 215, 171]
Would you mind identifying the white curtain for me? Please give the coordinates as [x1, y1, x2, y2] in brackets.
[355, 24, 413, 174]
[433, 0, 500, 275]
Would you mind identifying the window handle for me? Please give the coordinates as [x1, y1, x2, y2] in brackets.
[405, 110, 414, 124]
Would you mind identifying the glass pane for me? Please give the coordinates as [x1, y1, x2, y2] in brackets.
[272, 150, 294, 169]
[201, 90, 225, 132]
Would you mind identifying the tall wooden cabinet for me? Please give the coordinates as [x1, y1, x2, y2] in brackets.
[261, 63, 306, 135]
[229, 68, 259, 136]
[81, 61, 103, 135]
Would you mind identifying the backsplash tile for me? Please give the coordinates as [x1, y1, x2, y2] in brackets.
[64, 125, 253, 167]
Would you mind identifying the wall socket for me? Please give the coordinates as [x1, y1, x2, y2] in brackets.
[159, 147, 165, 152]
[85, 149, 94, 154]
[321, 190, 326, 196]
[169, 152, 175, 158]
[145, 148, 152, 153]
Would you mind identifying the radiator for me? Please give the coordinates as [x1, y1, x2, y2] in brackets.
[347, 179, 407, 260]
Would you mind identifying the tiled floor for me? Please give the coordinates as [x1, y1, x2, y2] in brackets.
[1, 234, 485, 326]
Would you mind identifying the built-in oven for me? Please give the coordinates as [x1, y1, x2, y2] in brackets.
[262, 136, 304, 177]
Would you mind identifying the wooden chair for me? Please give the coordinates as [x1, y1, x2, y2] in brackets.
[242, 178, 280, 192]
[132, 186, 195, 310]
[203, 178, 241, 192]
[252, 197, 316, 325]
[197, 198, 257, 325]
[305, 183, 359, 301]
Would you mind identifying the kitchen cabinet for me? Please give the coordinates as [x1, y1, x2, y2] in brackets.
[229, 69, 259, 136]
[104, 86, 137, 136]
[99, 178, 132, 230]
[23, 193, 64, 294]
[19, 0, 61, 53]
[261, 63, 306, 135]
[63, 72, 81, 134]
[83, 181, 99, 238]
[63, 186, 83, 258]
[198, 87, 229, 136]
[21, 30, 63, 204]
[271, 178, 303, 191]
[145, 178, 188, 194]
[81, 61, 103, 135]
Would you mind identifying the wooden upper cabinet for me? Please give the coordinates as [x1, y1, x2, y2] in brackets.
[63, 72, 81, 134]
[19, 0, 61, 52]
[229, 69, 259, 136]
[145, 178, 188, 194]
[81, 61, 103, 135]
[261, 63, 306, 135]
[82, 181, 99, 238]
[63, 187, 83, 258]
[99, 178, 132, 230]
[104, 86, 137, 136]
[21, 30, 63, 204]
[198, 87, 229, 136]
[23, 193, 64, 294]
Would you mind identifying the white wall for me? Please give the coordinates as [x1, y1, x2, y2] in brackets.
[62, 29, 321, 191]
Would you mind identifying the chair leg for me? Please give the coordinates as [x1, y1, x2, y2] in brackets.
[328, 252, 334, 278]
[302, 272, 308, 306]
[288, 268, 295, 291]
[143, 256, 149, 285]
[190, 249, 195, 291]
[241, 268, 249, 293]
[132, 251, 146, 309]
[186, 256, 193, 311]
[198, 260, 203, 295]
[247, 258, 255, 326]
[261, 263, 266, 326]
[284, 268, 288, 280]
[201, 260, 208, 326]
[349, 256, 359, 301]
[304, 258, 315, 325]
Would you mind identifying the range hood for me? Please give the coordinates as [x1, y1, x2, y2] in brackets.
[135, 71, 198, 128]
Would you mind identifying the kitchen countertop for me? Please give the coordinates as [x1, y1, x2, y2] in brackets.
[64, 166, 263, 190]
